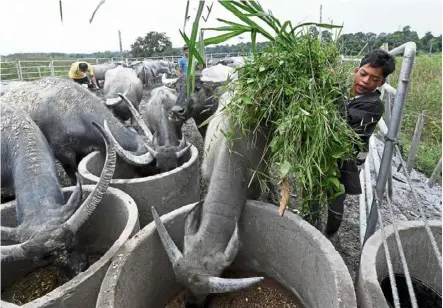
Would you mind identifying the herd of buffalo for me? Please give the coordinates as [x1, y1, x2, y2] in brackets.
[0, 56, 280, 305]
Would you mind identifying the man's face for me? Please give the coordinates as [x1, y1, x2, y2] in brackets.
[80, 67, 88, 73]
[184, 49, 189, 57]
[353, 64, 385, 95]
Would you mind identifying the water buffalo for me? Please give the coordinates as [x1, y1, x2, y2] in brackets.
[115, 86, 191, 172]
[1, 102, 116, 276]
[152, 87, 266, 305]
[167, 64, 238, 137]
[1, 77, 154, 184]
[103, 66, 143, 122]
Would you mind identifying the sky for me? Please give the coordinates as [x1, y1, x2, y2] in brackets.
[0, 0, 441, 55]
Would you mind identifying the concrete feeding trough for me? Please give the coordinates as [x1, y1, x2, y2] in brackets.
[357, 220, 442, 308]
[96, 200, 357, 308]
[78, 145, 200, 227]
[1, 186, 140, 308]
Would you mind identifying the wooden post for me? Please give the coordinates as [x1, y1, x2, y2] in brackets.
[406, 110, 426, 173]
[428, 157, 442, 188]
[118, 30, 123, 61]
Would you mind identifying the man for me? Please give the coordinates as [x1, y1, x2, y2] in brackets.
[310, 49, 396, 235]
[178, 46, 189, 77]
[68, 61, 98, 88]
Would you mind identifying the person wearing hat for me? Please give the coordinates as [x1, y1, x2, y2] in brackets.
[68, 61, 98, 88]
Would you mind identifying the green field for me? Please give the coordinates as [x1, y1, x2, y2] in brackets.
[390, 53, 442, 178]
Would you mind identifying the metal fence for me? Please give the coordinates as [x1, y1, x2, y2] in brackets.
[0, 52, 248, 82]
[345, 42, 442, 308]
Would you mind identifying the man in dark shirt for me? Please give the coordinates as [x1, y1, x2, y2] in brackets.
[312, 49, 396, 235]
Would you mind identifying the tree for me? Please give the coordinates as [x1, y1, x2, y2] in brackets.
[130, 32, 173, 57]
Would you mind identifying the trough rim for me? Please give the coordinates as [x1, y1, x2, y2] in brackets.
[96, 199, 357, 307]
[1, 185, 139, 307]
[358, 220, 442, 307]
[78, 145, 199, 185]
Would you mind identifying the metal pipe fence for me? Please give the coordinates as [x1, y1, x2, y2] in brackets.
[343, 42, 441, 307]
[0, 52, 248, 82]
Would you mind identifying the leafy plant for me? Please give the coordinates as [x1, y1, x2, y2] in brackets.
[186, 0, 362, 214]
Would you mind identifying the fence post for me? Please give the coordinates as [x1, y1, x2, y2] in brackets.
[428, 157, 442, 188]
[37, 67, 41, 77]
[15, 62, 21, 80]
[50, 61, 55, 76]
[406, 110, 426, 173]
[363, 42, 416, 245]
[17, 61, 23, 80]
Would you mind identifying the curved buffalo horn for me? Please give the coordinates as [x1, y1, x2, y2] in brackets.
[104, 120, 154, 166]
[63, 173, 83, 218]
[1, 241, 30, 261]
[176, 143, 191, 159]
[1, 226, 18, 241]
[105, 86, 131, 106]
[65, 121, 117, 233]
[206, 276, 264, 294]
[151, 206, 183, 266]
[145, 144, 158, 158]
[117, 92, 153, 141]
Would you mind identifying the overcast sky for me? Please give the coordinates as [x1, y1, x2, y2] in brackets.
[0, 0, 441, 55]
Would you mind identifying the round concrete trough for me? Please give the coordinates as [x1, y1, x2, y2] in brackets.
[1, 186, 140, 308]
[78, 146, 200, 228]
[96, 200, 357, 308]
[357, 220, 442, 308]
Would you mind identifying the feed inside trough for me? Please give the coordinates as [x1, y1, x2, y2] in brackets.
[166, 269, 304, 308]
[380, 274, 442, 308]
[1, 253, 103, 305]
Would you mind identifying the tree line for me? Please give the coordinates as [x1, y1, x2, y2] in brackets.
[2, 25, 441, 60]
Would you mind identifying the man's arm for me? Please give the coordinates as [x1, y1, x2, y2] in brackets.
[88, 67, 98, 88]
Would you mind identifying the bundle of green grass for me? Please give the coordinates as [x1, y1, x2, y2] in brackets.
[223, 37, 361, 214]
[190, 1, 362, 214]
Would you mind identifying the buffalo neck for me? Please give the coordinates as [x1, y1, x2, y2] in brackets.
[197, 138, 248, 244]
[11, 124, 65, 225]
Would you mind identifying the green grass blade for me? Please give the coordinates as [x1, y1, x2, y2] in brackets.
[204, 29, 248, 45]
[215, 18, 252, 30]
[291, 22, 343, 33]
[202, 26, 247, 32]
[183, 0, 190, 33]
[59, 0, 63, 23]
[179, 30, 205, 65]
[251, 29, 257, 54]
[89, 0, 106, 24]
[218, 1, 274, 41]
[186, 0, 206, 98]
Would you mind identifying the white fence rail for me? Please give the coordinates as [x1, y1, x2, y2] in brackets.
[0, 52, 248, 81]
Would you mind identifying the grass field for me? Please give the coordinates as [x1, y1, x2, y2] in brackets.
[390, 53, 442, 179]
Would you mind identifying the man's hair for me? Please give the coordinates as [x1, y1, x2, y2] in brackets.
[183, 46, 189, 52]
[359, 49, 395, 78]
[79, 62, 88, 70]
